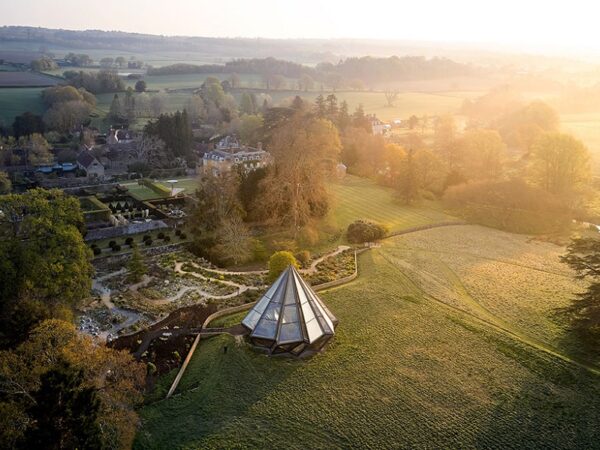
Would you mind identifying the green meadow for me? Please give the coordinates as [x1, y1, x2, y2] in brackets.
[136, 225, 600, 449]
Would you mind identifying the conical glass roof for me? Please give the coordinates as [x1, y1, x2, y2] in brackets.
[242, 265, 338, 348]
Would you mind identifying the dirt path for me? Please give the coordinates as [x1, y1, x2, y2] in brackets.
[303, 245, 351, 274]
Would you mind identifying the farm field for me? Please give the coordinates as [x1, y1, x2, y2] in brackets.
[0, 87, 45, 124]
[0, 71, 61, 87]
[136, 225, 600, 449]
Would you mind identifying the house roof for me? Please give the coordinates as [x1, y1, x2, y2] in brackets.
[77, 149, 100, 169]
[242, 265, 338, 349]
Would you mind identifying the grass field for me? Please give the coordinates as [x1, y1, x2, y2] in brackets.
[0, 87, 45, 124]
[136, 225, 600, 449]
[562, 112, 600, 172]
[326, 175, 453, 234]
[257, 175, 454, 255]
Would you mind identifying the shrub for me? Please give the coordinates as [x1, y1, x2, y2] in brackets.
[112, 244, 121, 252]
[179, 232, 187, 240]
[108, 240, 117, 248]
[295, 250, 311, 268]
[272, 239, 298, 253]
[268, 251, 299, 281]
[299, 226, 319, 247]
[125, 237, 134, 246]
[443, 178, 571, 234]
[163, 235, 171, 242]
[251, 239, 267, 261]
[346, 220, 388, 244]
[157, 232, 165, 239]
[92, 246, 101, 256]
[175, 229, 182, 236]
[147, 362, 157, 375]
[145, 239, 153, 246]
[142, 234, 151, 242]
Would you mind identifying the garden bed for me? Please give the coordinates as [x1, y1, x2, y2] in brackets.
[306, 249, 356, 285]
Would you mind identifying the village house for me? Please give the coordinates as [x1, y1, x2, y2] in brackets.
[77, 148, 105, 179]
[202, 136, 270, 176]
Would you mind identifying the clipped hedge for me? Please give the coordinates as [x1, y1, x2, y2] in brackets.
[346, 220, 388, 244]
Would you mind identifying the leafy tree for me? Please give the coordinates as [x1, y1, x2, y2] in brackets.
[299, 74, 314, 91]
[408, 115, 419, 130]
[19, 133, 53, 166]
[31, 57, 58, 71]
[144, 110, 193, 158]
[341, 127, 386, 177]
[108, 94, 123, 122]
[12, 112, 44, 138]
[443, 178, 571, 234]
[325, 94, 338, 121]
[185, 95, 206, 124]
[134, 80, 147, 92]
[127, 244, 147, 282]
[530, 132, 591, 195]
[0, 189, 92, 347]
[258, 114, 341, 232]
[352, 104, 371, 132]
[239, 92, 257, 115]
[0, 171, 11, 194]
[314, 94, 326, 118]
[115, 56, 127, 68]
[337, 100, 351, 130]
[99, 57, 114, 68]
[25, 361, 102, 450]
[561, 238, 600, 353]
[268, 251, 298, 281]
[346, 220, 388, 243]
[0, 319, 145, 449]
[239, 167, 268, 220]
[498, 100, 559, 151]
[396, 148, 420, 204]
[434, 115, 458, 169]
[458, 129, 506, 181]
[239, 114, 263, 146]
[192, 172, 244, 233]
[229, 73, 240, 88]
[65, 53, 92, 67]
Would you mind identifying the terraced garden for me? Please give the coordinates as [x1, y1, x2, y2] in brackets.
[136, 225, 600, 449]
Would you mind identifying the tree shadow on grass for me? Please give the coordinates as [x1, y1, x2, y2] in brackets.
[135, 333, 304, 449]
[474, 335, 600, 449]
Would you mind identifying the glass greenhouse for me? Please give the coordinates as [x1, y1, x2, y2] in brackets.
[242, 265, 338, 356]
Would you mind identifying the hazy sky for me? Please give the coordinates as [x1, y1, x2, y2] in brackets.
[3, 0, 600, 52]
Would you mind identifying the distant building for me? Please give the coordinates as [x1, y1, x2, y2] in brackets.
[369, 115, 391, 135]
[335, 162, 347, 179]
[202, 136, 270, 176]
[77, 148, 105, 178]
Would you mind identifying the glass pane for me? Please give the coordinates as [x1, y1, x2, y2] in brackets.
[279, 322, 302, 343]
[305, 317, 323, 343]
[252, 319, 277, 339]
[282, 305, 299, 323]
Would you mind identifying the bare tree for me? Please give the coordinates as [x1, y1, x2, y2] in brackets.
[384, 89, 399, 107]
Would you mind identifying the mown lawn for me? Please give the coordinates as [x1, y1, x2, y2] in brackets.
[326, 175, 453, 234]
[136, 227, 600, 449]
[256, 175, 455, 255]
